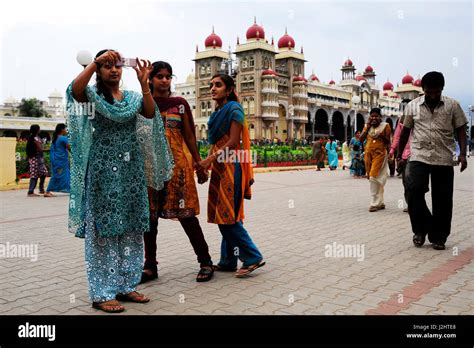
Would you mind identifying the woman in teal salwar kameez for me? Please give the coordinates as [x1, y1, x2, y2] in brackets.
[67, 50, 174, 313]
[325, 137, 339, 170]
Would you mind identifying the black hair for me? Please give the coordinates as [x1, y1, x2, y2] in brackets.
[95, 49, 116, 104]
[421, 71, 445, 90]
[149, 61, 173, 95]
[370, 107, 382, 117]
[211, 73, 239, 102]
[353, 144, 360, 151]
[26, 124, 40, 158]
[52, 123, 66, 144]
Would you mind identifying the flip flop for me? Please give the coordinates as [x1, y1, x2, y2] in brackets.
[235, 261, 266, 278]
[92, 300, 125, 313]
[116, 291, 150, 303]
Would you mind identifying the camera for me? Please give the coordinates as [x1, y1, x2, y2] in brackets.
[119, 57, 137, 68]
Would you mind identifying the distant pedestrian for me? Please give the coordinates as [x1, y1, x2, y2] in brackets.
[359, 108, 391, 212]
[325, 137, 338, 170]
[45, 123, 71, 196]
[26, 125, 49, 197]
[342, 138, 351, 170]
[312, 137, 325, 171]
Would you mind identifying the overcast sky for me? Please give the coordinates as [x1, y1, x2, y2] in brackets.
[1, 0, 472, 113]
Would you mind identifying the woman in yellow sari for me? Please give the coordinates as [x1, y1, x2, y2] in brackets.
[359, 108, 391, 212]
[198, 74, 265, 278]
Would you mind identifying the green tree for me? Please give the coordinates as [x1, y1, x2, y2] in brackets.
[18, 98, 49, 117]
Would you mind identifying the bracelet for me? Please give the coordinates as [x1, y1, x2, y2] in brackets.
[142, 90, 151, 95]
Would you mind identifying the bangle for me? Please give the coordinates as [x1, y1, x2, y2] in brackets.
[142, 90, 151, 95]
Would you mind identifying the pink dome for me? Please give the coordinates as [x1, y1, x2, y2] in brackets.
[329, 80, 335, 85]
[204, 28, 222, 48]
[309, 74, 319, 82]
[383, 81, 394, 91]
[344, 58, 353, 66]
[355, 75, 367, 81]
[365, 65, 374, 72]
[383, 92, 388, 96]
[246, 19, 265, 40]
[414, 78, 422, 87]
[278, 29, 296, 49]
[402, 73, 414, 84]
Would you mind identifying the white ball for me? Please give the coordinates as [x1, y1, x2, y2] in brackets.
[76, 50, 93, 66]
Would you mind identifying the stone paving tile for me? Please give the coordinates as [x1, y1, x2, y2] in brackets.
[1, 159, 473, 315]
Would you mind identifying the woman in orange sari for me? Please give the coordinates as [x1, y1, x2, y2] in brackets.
[198, 74, 265, 278]
[359, 108, 391, 212]
[142, 61, 214, 283]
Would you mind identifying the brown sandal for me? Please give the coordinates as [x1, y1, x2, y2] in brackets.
[235, 261, 266, 278]
[92, 299, 125, 313]
[116, 291, 150, 303]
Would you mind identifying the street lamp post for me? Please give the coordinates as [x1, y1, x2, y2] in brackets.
[220, 46, 238, 77]
[351, 95, 361, 138]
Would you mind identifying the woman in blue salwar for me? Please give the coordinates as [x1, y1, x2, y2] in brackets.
[45, 123, 70, 196]
[67, 50, 174, 313]
[325, 137, 339, 170]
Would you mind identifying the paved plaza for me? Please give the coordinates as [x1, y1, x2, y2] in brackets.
[0, 161, 473, 315]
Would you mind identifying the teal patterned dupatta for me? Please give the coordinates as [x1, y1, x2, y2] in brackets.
[66, 82, 174, 236]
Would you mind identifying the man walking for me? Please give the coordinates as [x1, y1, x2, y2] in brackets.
[398, 71, 468, 250]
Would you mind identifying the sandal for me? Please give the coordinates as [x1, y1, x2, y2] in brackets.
[196, 266, 214, 282]
[235, 261, 266, 278]
[44, 192, 55, 197]
[116, 291, 150, 303]
[140, 269, 158, 284]
[212, 265, 237, 272]
[369, 206, 379, 212]
[92, 299, 125, 313]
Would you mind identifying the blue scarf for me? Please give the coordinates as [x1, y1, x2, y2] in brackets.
[207, 101, 244, 144]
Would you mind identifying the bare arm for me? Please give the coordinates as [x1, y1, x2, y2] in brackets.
[134, 59, 154, 119]
[71, 63, 96, 103]
[456, 125, 468, 172]
[140, 91, 155, 119]
[358, 124, 370, 143]
[35, 139, 43, 154]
